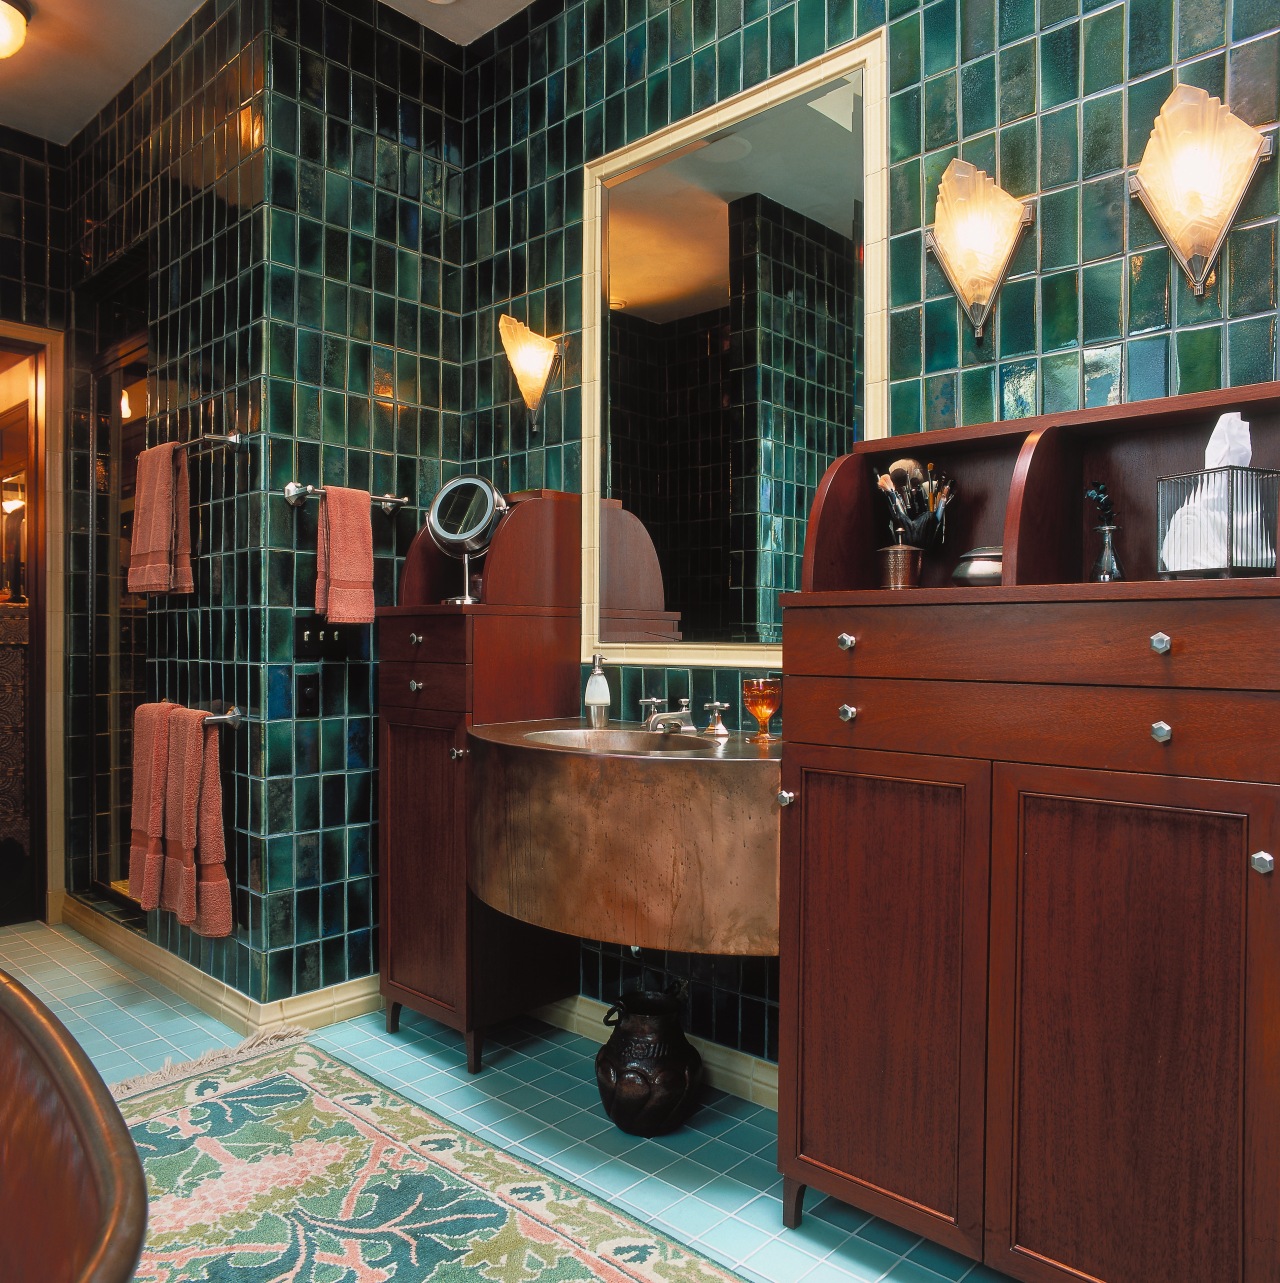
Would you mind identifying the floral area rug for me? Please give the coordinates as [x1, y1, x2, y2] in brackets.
[113, 1040, 744, 1283]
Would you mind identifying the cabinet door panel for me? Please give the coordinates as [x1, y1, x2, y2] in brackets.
[987, 765, 1280, 1283]
[780, 746, 990, 1256]
[378, 711, 467, 1016]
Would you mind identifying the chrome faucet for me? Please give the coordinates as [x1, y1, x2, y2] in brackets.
[639, 697, 696, 733]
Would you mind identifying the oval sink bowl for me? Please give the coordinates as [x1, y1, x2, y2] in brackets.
[523, 728, 714, 754]
[468, 719, 780, 955]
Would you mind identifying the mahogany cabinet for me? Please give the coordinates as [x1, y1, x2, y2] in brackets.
[376, 492, 583, 1072]
[779, 382, 1280, 1283]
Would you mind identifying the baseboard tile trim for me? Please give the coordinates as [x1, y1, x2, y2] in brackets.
[534, 993, 778, 1112]
[61, 898, 381, 1037]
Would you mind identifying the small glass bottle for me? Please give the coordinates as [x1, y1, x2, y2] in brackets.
[1090, 524, 1124, 583]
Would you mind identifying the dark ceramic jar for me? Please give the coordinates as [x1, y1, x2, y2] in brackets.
[595, 987, 703, 1136]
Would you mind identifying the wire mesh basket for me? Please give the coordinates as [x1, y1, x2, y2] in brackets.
[1157, 466, 1280, 578]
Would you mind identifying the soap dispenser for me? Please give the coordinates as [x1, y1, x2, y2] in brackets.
[585, 655, 611, 728]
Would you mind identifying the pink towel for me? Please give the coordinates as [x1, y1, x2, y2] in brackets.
[161, 708, 204, 925]
[128, 703, 174, 909]
[192, 718, 232, 939]
[315, 486, 375, 623]
[128, 443, 194, 594]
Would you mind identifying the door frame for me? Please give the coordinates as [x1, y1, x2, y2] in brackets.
[0, 319, 66, 923]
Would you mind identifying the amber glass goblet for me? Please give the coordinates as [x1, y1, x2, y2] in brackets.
[742, 677, 782, 744]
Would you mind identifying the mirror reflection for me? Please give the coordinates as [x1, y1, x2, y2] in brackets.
[601, 72, 864, 645]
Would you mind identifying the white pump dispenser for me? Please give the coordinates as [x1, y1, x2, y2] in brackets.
[585, 655, 611, 728]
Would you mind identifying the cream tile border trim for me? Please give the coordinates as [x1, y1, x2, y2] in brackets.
[62, 898, 382, 1036]
[579, 31, 889, 667]
[536, 992, 779, 1112]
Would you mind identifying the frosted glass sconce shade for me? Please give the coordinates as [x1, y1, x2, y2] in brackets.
[499, 314, 566, 433]
[1130, 85, 1273, 297]
[0, 0, 29, 58]
[925, 159, 1035, 339]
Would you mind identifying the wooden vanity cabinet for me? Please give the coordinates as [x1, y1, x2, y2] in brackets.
[779, 383, 1280, 1283]
[376, 492, 583, 1072]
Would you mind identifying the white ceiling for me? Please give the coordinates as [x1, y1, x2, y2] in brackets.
[0, 0, 525, 146]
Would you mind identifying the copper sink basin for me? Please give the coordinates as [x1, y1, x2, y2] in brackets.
[467, 719, 780, 955]
[522, 728, 715, 754]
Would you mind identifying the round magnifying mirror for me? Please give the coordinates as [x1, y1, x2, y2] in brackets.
[426, 476, 509, 603]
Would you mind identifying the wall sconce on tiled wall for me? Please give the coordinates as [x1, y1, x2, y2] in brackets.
[924, 159, 1035, 341]
[499, 314, 567, 435]
[1129, 85, 1274, 299]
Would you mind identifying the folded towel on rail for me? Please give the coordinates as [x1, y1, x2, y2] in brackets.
[127, 442, 194, 594]
[160, 708, 204, 926]
[315, 485, 375, 623]
[192, 714, 231, 939]
[128, 703, 175, 909]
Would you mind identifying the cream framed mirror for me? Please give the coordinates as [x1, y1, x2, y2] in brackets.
[579, 30, 888, 668]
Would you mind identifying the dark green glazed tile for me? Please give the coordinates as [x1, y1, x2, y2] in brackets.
[1127, 334, 1170, 400]
[1081, 175, 1125, 261]
[1233, 0, 1277, 42]
[1228, 33, 1280, 131]
[1042, 351, 1081, 412]
[890, 88, 923, 162]
[999, 40, 1037, 122]
[890, 159, 922, 234]
[1128, 248, 1171, 333]
[1039, 23, 1080, 110]
[925, 247, 954, 300]
[890, 306, 924, 379]
[1228, 223, 1277, 318]
[1127, 71, 1174, 161]
[960, 365, 996, 424]
[1127, 191, 1163, 250]
[849, 0, 874, 40]
[743, 17, 768, 83]
[1040, 269, 1079, 350]
[1081, 92, 1124, 177]
[1128, 0, 1173, 76]
[1228, 316, 1277, 387]
[962, 130, 998, 175]
[891, 231, 924, 306]
[890, 13, 921, 91]
[924, 373, 958, 429]
[925, 297, 960, 371]
[719, 33, 743, 98]
[1039, 106, 1079, 189]
[998, 0, 1034, 45]
[924, 73, 959, 150]
[1040, 0, 1077, 28]
[1178, 52, 1225, 100]
[1175, 325, 1224, 393]
[1000, 358, 1038, 417]
[797, 0, 825, 62]
[960, 0, 995, 61]
[768, 8, 796, 76]
[1179, 0, 1226, 57]
[889, 0, 918, 17]
[962, 57, 996, 137]
[890, 378, 923, 434]
[923, 0, 957, 77]
[1082, 260, 1124, 342]
[1175, 259, 1222, 322]
[998, 277, 1036, 356]
[999, 118, 1037, 197]
[1039, 187, 1079, 271]
[1082, 4, 1124, 93]
[1083, 344, 1122, 406]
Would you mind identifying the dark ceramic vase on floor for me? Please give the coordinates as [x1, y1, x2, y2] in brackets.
[595, 986, 703, 1136]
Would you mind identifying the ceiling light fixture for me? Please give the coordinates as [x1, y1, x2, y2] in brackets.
[499, 314, 567, 434]
[0, 0, 29, 59]
[925, 159, 1034, 340]
[1129, 84, 1274, 297]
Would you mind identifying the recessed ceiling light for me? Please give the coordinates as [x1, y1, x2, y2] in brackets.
[0, 0, 30, 59]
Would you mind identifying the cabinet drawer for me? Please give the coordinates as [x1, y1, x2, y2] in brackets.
[784, 675, 1280, 783]
[379, 615, 469, 664]
[784, 599, 1280, 690]
[379, 661, 468, 712]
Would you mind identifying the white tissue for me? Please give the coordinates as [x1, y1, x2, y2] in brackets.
[1161, 412, 1274, 574]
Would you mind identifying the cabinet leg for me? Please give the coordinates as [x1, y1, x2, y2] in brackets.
[464, 1029, 483, 1074]
[781, 1176, 806, 1229]
[385, 1001, 402, 1035]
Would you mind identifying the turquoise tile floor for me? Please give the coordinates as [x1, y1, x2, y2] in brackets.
[0, 921, 1014, 1283]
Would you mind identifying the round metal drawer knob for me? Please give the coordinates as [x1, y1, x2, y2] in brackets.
[1150, 720, 1172, 743]
[777, 790, 796, 806]
[1150, 632, 1171, 654]
[838, 704, 858, 722]
[836, 632, 856, 651]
